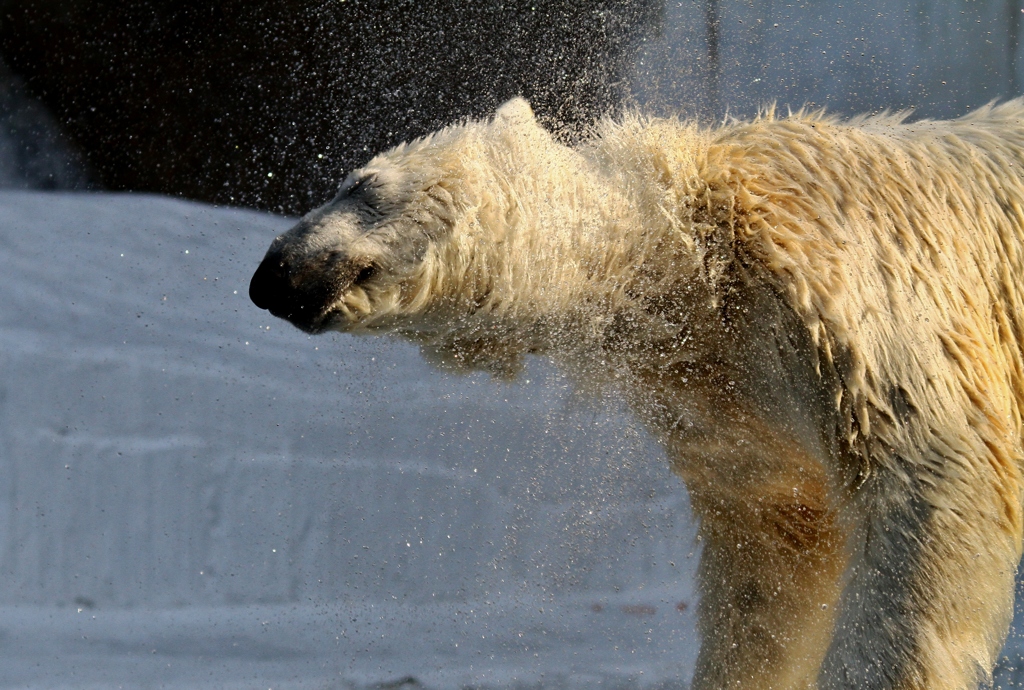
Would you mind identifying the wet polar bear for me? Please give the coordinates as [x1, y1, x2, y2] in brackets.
[250, 98, 1024, 689]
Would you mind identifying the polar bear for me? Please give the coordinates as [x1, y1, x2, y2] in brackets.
[249, 98, 1024, 689]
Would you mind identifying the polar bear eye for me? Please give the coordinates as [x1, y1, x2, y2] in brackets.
[353, 264, 377, 285]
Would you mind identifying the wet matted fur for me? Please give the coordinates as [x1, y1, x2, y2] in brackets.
[250, 98, 1024, 689]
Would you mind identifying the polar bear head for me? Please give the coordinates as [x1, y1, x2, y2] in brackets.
[249, 98, 625, 375]
[250, 98, 557, 335]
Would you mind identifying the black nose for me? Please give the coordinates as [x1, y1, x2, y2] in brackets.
[249, 250, 339, 332]
[249, 255, 288, 312]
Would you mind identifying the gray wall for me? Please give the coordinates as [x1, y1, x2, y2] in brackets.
[633, 0, 1023, 120]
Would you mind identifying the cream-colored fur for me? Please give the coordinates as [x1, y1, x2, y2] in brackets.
[250, 98, 1024, 689]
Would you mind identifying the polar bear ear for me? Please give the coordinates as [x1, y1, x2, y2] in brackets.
[495, 97, 536, 124]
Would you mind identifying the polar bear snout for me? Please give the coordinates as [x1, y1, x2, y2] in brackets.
[249, 244, 363, 333]
[249, 252, 290, 310]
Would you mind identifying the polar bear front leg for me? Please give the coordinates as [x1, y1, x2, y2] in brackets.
[686, 474, 846, 690]
[819, 447, 1023, 690]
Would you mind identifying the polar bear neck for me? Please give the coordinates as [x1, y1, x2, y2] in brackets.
[415, 116, 716, 357]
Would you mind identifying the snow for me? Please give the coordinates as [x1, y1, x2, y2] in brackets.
[0, 191, 699, 688]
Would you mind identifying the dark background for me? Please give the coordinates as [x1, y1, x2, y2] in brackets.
[0, 0, 661, 214]
[5, 1, 1022, 216]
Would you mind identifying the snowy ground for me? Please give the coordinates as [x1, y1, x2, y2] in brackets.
[2, 190, 1024, 689]
[0, 191, 700, 688]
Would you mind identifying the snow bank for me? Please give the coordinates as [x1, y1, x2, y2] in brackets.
[0, 191, 698, 688]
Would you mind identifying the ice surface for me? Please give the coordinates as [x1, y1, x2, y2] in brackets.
[0, 191, 699, 688]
